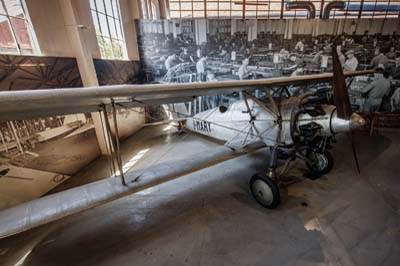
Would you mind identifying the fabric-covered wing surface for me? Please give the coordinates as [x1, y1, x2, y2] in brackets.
[0, 70, 373, 121]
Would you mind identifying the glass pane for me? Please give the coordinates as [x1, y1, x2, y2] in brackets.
[180, 11, 192, 17]
[170, 2, 180, 10]
[219, 10, 230, 17]
[112, 0, 120, 18]
[206, 2, 218, 11]
[98, 12, 110, 37]
[231, 2, 242, 11]
[245, 11, 257, 17]
[231, 10, 242, 17]
[112, 40, 123, 59]
[170, 10, 180, 18]
[10, 17, 33, 54]
[0, 2, 6, 15]
[108, 16, 117, 38]
[97, 36, 106, 57]
[181, 2, 192, 10]
[98, 36, 114, 58]
[4, 0, 24, 17]
[219, 2, 230, 10]
[0, 16, 18, 54]
[89, 0, 96, 10]
[269, 2, 281, 12]
[245, 5, 256, 11]
[207, 10, 218, 17]
[104, 0, 113, 16]
[193, 2, 203, 10]
[95, 0, 105, 13]
[91, 10, 101, 34]
[116, 20, 123, 39]
[193, 10, 204, 17]
[258, 10, 268, 17]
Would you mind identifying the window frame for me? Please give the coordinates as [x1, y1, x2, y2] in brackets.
[0, 0, 40, 55]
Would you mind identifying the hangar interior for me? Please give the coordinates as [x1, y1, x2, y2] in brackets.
[0, 0, 399, 265]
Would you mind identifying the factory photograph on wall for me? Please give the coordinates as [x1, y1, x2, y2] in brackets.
[137, 18, 400, 114]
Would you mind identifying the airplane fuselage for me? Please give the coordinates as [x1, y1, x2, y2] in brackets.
[185, 98, 364, 149]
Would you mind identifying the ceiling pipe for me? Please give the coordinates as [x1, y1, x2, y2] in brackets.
[322, 1, 346, 19]
[286, 1, 316, 19]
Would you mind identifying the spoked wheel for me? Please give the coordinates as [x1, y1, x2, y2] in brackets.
[306, 150, 334, 177]
[249, 173, 280, 209]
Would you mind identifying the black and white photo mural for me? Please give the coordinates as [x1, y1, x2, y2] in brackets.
[136, 18, 400, 116]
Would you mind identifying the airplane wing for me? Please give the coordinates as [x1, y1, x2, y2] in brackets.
[0, 69, 373, 238]
[0, 143, 267, 239]
[0, 70, 373, 121]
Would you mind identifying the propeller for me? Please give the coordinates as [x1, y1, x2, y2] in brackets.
[331, 43, 362, 173]
[331, 44, 352, 119]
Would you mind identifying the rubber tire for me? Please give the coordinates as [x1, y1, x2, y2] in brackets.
[249, 173, 280, 209]
[306, 150, 334, 177]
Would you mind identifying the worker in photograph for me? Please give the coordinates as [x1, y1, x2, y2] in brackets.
[390, 58, 400, 79]
[286, 54, 301, 71]
[386, 47, 397, 60]
[360, 68, 391, 112]
[196, 56, 208, 82]
[288, 63, 306, 96]
[295, 39, 305, 53]
[165, 54, 178, 71]
[238, 58, 252, 80]
[279, 47, 290, 60]
[391, 87, 400, 111]
[179, 48, 195, 63]
[343, 50, 358, 71]
[369, 48, 389, 69]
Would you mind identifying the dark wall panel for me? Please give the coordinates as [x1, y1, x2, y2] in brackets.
[93, 59, 142, 85]
[0, 55, 82, 91]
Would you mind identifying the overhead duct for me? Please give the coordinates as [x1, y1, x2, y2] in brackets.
[322, 1, 346, 19]
[286, 1, 316, 19]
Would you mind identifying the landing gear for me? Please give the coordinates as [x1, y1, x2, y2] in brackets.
[306, 150, 334, 177]
[249, 173, 280, 209]
[250, 146, 281, 209]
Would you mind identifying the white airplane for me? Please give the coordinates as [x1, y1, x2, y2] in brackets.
[0, 48, 373, 239]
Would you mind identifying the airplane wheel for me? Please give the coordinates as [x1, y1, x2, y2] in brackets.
[249, 173, 280, 209]
[306, 151, 334, 177]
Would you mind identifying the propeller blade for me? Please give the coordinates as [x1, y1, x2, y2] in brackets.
[348, 133, 361, 174]
[332, 45, 352, 119]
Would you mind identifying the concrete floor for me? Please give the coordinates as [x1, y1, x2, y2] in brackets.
[0, 125, 399, 266]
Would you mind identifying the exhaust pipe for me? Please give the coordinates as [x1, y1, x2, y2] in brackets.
[322, 1, 346, 19]
[286, 1, 316, 19]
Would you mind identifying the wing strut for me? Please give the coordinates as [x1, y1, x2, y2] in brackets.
[101, 103, 126, 186]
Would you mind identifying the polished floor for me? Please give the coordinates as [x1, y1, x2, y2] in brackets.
[0, 125, 399, 266]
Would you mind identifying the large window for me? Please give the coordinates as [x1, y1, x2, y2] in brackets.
[168, 0, 400, 19]
[90, 0, 127, 60]
[0, 0, 39, 55]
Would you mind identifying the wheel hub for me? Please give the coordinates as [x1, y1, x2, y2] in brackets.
[252, 180, 274, 205]
[310, 153, 328, 172]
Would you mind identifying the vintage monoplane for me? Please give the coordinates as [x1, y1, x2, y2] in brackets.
[0, 49, 372, 239]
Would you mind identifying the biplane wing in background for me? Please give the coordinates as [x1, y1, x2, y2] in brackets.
[0, 68, 373, 239]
